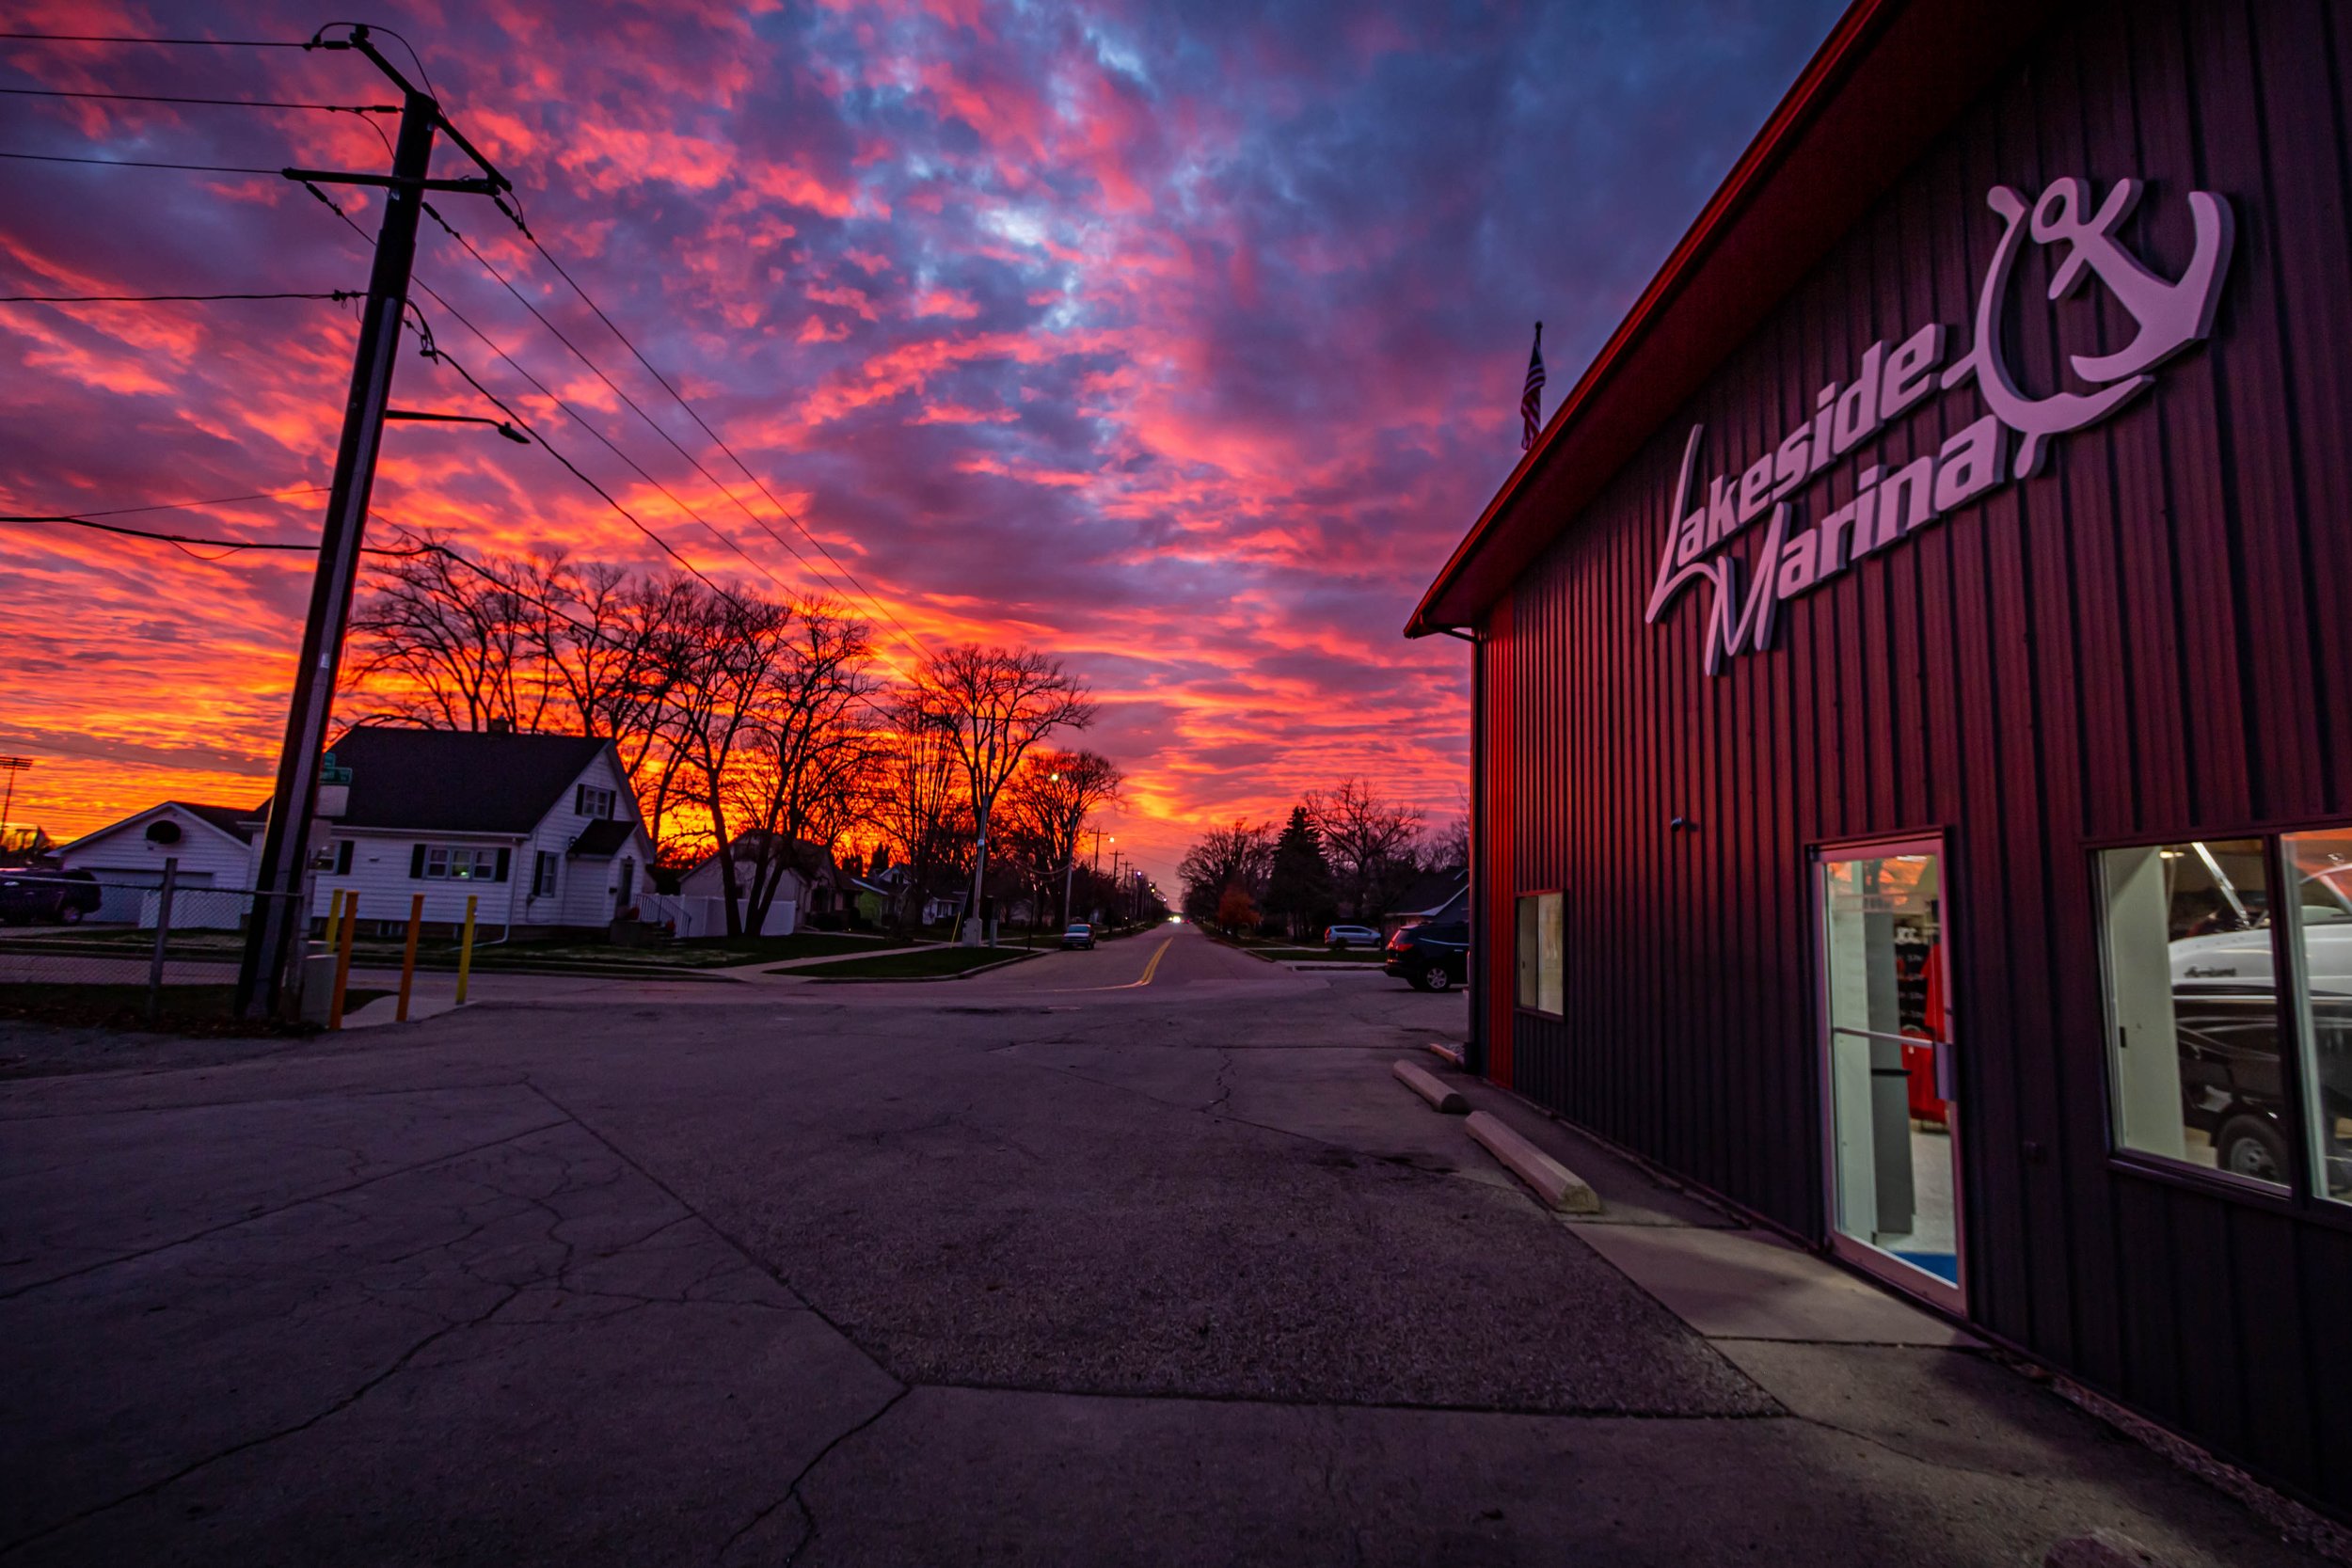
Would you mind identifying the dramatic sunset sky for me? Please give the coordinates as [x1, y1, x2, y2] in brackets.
[1, 0, 1842, 880]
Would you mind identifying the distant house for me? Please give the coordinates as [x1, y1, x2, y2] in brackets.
[1382, 869, 1470, 938]
[56, 801, 262, 924]
[671, 832, 843, 937]
[861, 863, 961, 927]
[304, 727, 654, 938]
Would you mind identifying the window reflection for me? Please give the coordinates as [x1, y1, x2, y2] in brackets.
[2100, 840, 2287, 1186]
[2283, 831, 2352, 1203]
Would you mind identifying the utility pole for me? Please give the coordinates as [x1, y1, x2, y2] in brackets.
[234, 27, 514, 1017]
[235, 93, 437, 1017]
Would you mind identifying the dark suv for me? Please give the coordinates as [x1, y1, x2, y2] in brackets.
[1385, 920, 1469, 991]
[0, 869, 101, 926]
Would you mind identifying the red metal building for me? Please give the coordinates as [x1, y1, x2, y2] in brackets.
[1410, 0, 2352, 1519]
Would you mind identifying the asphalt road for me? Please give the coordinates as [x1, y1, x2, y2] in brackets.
[0, 925, 2328, 1565]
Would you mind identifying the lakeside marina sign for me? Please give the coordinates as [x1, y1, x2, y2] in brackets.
[1644, 175, 2235, 673]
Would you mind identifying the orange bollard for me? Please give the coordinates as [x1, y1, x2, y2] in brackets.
[396, 892, 423, 1022]
[455, 895, 479, 1006]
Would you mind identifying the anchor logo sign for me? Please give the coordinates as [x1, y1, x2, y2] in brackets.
[1643, 171, 2237, 675]
[1943, 175, 2234, 479]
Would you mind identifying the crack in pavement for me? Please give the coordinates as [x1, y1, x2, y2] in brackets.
[517, 1077, 903, 1386]
[721, 1385, 914, 1567]
[0, 1278, 528, 1559]
[0, 1117, 570, 1302]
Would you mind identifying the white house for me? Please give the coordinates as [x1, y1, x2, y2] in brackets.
[56, 801, 262, 925]
[301, 726, 655, 938]
[664, 832, 844, 937]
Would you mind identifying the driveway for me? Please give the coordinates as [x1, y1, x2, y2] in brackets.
[0, 926, 2326, 1564]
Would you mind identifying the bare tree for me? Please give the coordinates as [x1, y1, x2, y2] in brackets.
[723, 600, 883, 935]
[1430, 798, 1470, 875]
[914, 645, 1096, 944]
[667, 586, 794, 934]
[349, 536, 552, 732]
[870, 691, 967, 932]
[998, 749, 1124, 927]
[1177, 818, 1276, 927]
[1306, 778, 1424, 922]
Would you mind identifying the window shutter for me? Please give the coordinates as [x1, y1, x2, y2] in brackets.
[410, 844, 426, 879]
[335, 840, 353, 875]
[495, 848, 512, 882]
[574, 784, 586, 816]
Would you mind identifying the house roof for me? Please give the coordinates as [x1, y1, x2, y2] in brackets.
[56, 800, 258, 856]
[1406, 0, 2060, 635]
[327, 727, 616, 834]
[691, 832, 834, 876]
[568, 819, 637, 858]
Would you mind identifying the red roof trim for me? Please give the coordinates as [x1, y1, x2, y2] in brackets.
[1406, 0, 2063, 636]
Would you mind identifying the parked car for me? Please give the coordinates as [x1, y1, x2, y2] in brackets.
[1323, 924, 1383, 951]
[1385, 920, 1469, 991]
[0, 869, 100, 926]
[1061, 922, 1096, 951]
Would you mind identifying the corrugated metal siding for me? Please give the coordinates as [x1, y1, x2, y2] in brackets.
[1475, 0, 2352, 1513]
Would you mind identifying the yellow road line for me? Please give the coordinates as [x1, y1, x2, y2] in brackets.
[1127, 938, 1173, 989]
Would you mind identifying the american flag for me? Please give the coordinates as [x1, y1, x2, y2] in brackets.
[1520, 321, 1546, 451]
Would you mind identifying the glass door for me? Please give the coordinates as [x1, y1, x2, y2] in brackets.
[1819, 839, 1963, 1312]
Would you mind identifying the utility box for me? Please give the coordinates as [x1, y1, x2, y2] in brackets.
[296, 949, 337, 1024]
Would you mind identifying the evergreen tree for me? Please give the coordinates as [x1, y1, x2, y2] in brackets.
[1263, 804, 1335, 940]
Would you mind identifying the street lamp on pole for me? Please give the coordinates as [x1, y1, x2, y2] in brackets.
[0, 755, 30, 857]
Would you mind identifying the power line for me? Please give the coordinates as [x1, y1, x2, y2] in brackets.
[37, 484, 329, 519]
[400, 315, 755, 609]
[3, 511, 437, 560]
[0, 289, 356, 305]
[0, 150, 283, 176]
[0, 31, 308, 47]
[304, 191, 796, 612]
[420, 201, 925, 662]
[0, 87, 396, 113]
[501, 205, 936, 669]
[310, 23, 439, 103]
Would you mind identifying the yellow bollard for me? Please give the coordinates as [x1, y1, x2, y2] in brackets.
[329, 895, 358, 1031]
[396, 892, 422, 1022]
[455, 895, 478, 1006]
[324, 886, 345, 952]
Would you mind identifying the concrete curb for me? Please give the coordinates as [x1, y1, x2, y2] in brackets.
[795, 948, 1045, 985]
[1465, 1110, 1601, 1212]
[1392, 1060, 1468, 1113]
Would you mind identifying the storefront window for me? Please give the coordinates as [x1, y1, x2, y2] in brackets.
[2282, 831, 2352, 1205]
[2098, 840, 2285, 1187]
[1516, 892, 1563, 1014]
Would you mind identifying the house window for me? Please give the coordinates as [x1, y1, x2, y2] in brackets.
[416, 846, 504, 881]
[2100, 833, 2352, 1202]
[576, 784, 615, 819]
[532, 851, 559, 897]
[1515, 892, 1564, 1015]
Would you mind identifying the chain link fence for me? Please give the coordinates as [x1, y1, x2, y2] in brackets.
[0, 869, 306, 1024]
